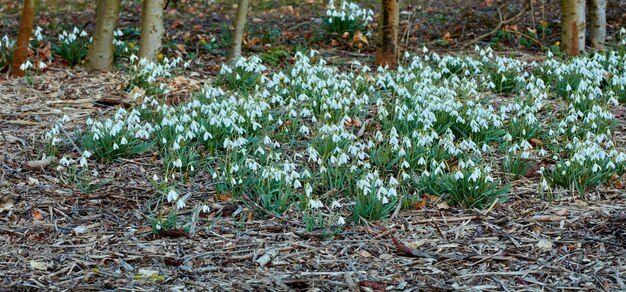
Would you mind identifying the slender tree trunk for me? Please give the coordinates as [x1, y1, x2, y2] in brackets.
[374, 0, 398, 68]
[87, 0, 121, 72]
[561, 0, 585, 56]
[227, 0, 249, 65]
[587, 0, 606, 49]
[10, 0, 35, 77]
[139, 0, 165, 62]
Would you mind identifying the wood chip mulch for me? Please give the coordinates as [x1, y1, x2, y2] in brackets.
[1, 69, 625, 291]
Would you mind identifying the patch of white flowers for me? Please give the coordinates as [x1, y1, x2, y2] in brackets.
[49, 44, 626, 224]
[325, 0, 374, 24]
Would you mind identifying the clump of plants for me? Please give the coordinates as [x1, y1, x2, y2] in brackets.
[55, 27, 90, 67]
[323, 0, 374, 34]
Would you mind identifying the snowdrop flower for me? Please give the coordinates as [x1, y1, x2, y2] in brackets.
[309, 199, 324, 209]
[59, 156, 75, 166]
[167, 190, 178, 202]
[176, 198, 186, 209]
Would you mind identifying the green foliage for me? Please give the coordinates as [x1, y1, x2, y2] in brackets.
[444, 166, 510, 209]
[54, 27, 90, 67]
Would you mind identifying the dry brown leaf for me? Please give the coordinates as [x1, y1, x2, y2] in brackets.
[359, 280, 386, 291]
[176, 43, 187, 54]
[217, 193, 233, 202]
[267, 5, 299, 16]
[442, 32, 455, 44]
[344, 116, 362, 128]
[33, 210, 44, 221]
[357, 249, 372, 258]
[170, 19, 184, 29]
[529, 138, 543, 147]
[0, 196, 14, 213]
[436, 201, 450, 210]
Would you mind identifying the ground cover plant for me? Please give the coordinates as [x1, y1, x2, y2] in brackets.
[41, 46, 626, 235]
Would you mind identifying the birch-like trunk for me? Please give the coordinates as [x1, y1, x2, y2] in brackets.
[139, 0, 165, 62]
[10, 0, 35, 77]
[587, 0, 606, 49]
[561, 0, 586, 56]
[227, 0, 249, 64]
[87, 0, 121, 72]
[374, 0, 399, 68]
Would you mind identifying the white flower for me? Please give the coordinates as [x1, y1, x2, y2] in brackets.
[309, 199, 324, 209]
[337, 216, 346, 225]
[176, 198, 186, 209]
[167, 190, 178, 202]
[173, 158, 183, 168]
[59, 156, 74, 166]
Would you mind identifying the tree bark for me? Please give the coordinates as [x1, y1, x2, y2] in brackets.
[87, 0, 121, 72]
[587, 0, 606, 49]
[227, 0, 249, 65]
[10, 0, 35, 77]
[560, 0, 585, 56]
[374, 0, 398, 68]
[139, 0, 165, 62]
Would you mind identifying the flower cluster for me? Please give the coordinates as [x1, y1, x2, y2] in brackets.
[48, 44, 626, 229]
[55, 27, 90, 67]
[126, 55, 187, 94]
[324, 0, 374, 34]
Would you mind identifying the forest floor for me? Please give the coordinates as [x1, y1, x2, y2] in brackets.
[1, 0, 626, 290]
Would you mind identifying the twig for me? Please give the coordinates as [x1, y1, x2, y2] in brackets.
[463, 0, 531, 48]
[56, 122, 82, 154]
[459, 269, 537, 278]
[584, 236, 626, 247]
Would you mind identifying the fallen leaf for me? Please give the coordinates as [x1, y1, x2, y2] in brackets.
[359, 280, 386, 292]
[536, 239, 553, 252]
[216, 192, 232, 202]
[73, 225, 88, 235]
[30, 260, 49, 271]
[529, 138, 543, 147]
[128, 86, 146, 100]
[413, 199, 427, 210]
[33, 210, 44, 221]
[267, 5, 299, 16]
[391, 236, 435, 258]
[436, 201, 450, 210]
[357, 249, 372, 258]
[351, 32, 369, 49]
[344, 116, 362, 128]
[170, 19, 184, 29]
[442, 32, 455, 44]
[176, 43, 187, 54]
[0, 196, 14, 213]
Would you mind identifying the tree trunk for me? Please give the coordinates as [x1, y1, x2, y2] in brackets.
[87, 0, 121, 72]
[10, 0, 35, 77]
[227, 0, 249, 65]
[560, 0, 585, 56]
[139, 0, 165, 62]
[374, 0, 398, 68]
[587, 0, 606, 49]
